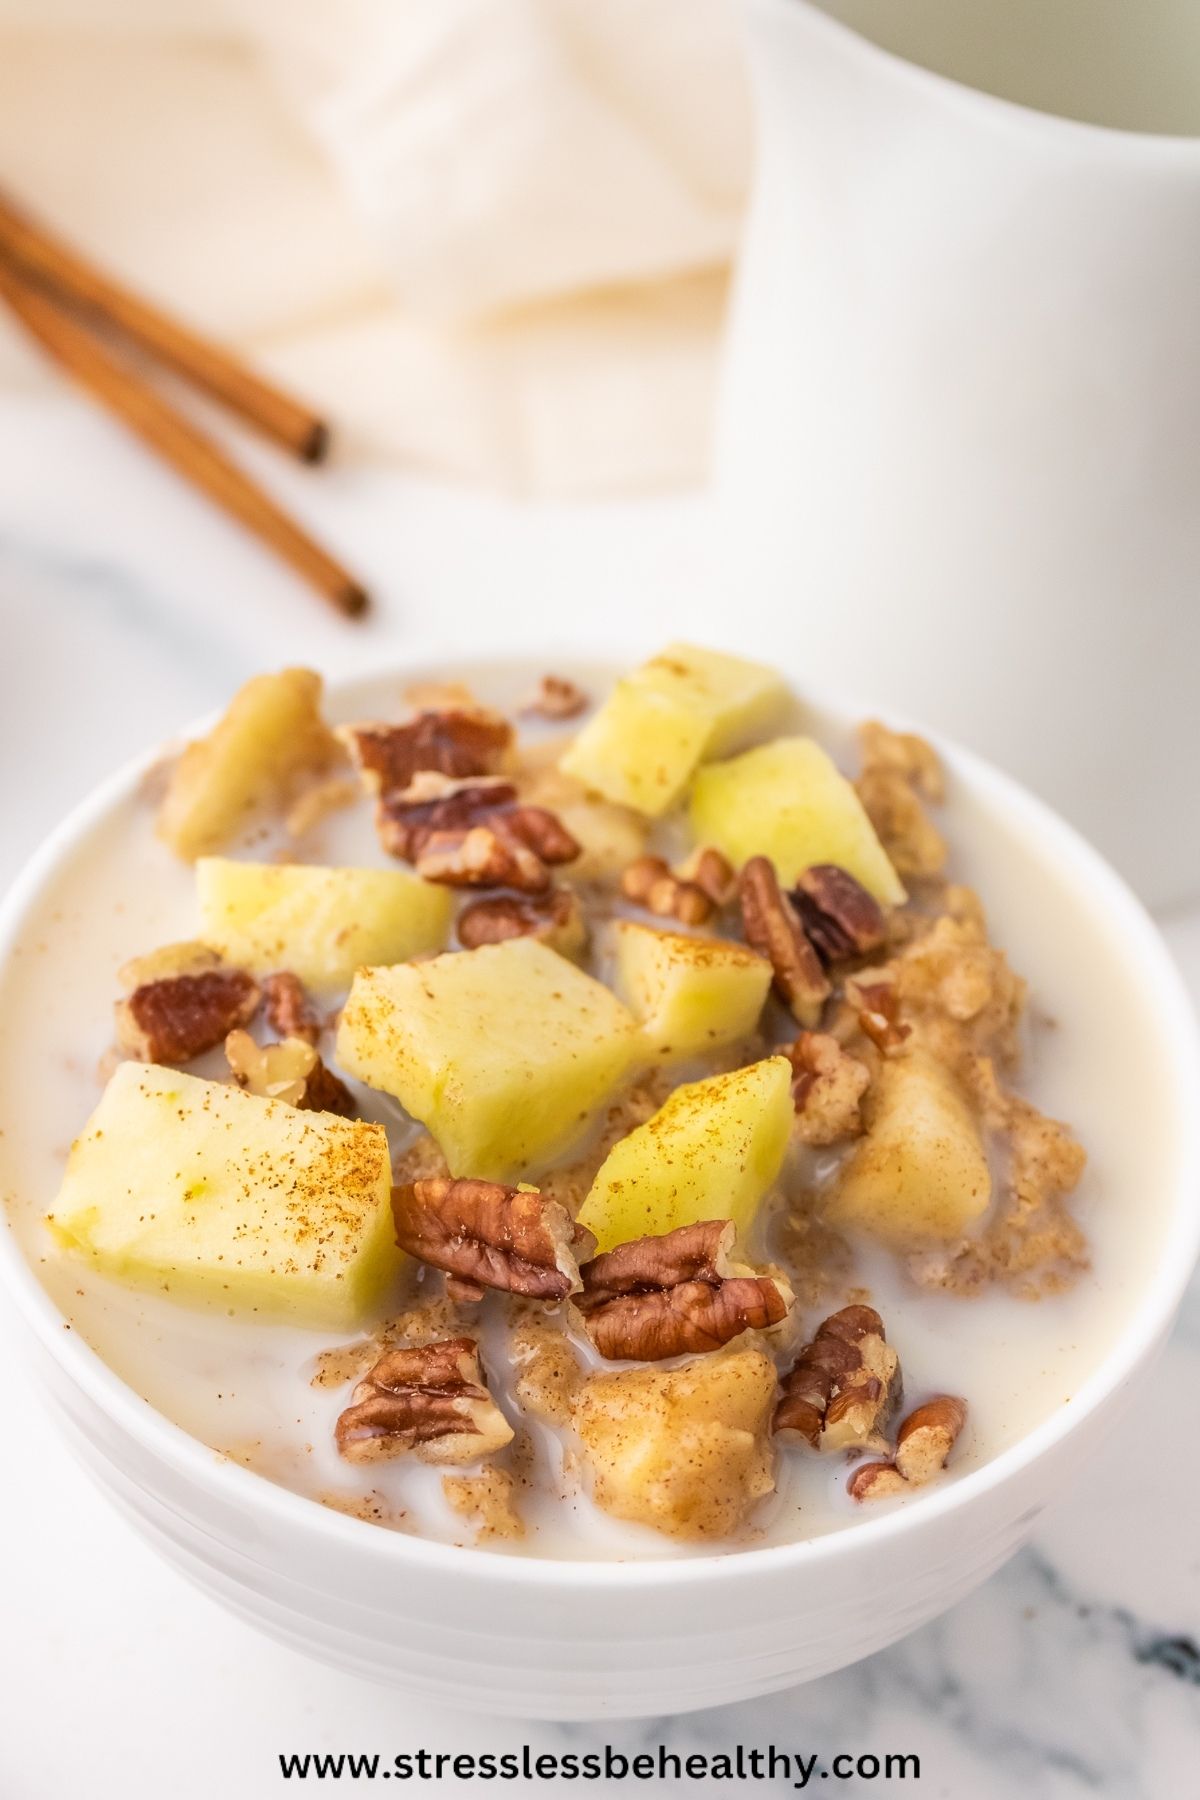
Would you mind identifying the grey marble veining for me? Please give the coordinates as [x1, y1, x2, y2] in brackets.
[1, 401, 1196, 1798]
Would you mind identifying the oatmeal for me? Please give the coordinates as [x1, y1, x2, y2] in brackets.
[0, 647, 1140, 1559]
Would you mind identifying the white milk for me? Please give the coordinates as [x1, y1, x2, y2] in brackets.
[0, 665, 1172, 1559]
[813, 0, 1200, 136]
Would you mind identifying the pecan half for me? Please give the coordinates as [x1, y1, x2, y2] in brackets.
[339, 710, 513, 797]
[457, 886, 587, 956]
[415, 805, 578, 894]
[792, 865, 886, 964]
[620, 855, 712, 926]
[787, 1032, 870, 1146]
[521, 674, 589, 721]
[738, 856, 830, 1025]
[847, 1394, 967, 1501]
[334, 1338, 513, 1466]
[576, 1219, 792, 1361]
[372, 773, 578, 892]
[364, 771, 505, 858]
[225, 1030, 355, 1115]
[261, 971, 321, 1045]
[116, 957, 259, 1064]
[775, 1304, 899, 1451]
[393, 1177, 590, 1299]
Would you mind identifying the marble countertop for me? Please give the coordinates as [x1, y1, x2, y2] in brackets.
[2, 394, 1197, 1799]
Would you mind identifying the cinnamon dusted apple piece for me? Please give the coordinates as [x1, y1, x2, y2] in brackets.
[611, 920, 770, 1060]
[573, 1349, 777, 1540]
[197, 857, 451, 995]
[560, 643, 787, 816]
[48, 1064, 398, 1328]
[826, 1050, 992, 1247]
[158, 668, 341, 859]
[691, 736, 906, 904]
[335, 1338, 513, 1466]
[336, 938, 641, 1181]
[575, 1057, 793, 1254]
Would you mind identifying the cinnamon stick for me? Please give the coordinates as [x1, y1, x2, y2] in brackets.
[0, 267, 366, 618]
[0, 188, 328, 463]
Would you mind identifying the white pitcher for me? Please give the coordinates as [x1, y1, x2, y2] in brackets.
[715, 0, 1200, 908]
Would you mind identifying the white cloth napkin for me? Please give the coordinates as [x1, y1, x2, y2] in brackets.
[0, 0, 749, 493]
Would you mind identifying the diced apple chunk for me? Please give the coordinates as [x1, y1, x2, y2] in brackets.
[47, 1063, 399, 1328]
[158, 668, 340, 860]
[573, 1349, 777, 1539]
[576, 1056, 793, 1253]
[197, 858, 452, 995]
[560, 643, 787, 817]
[611, 921, 771, 1060]
[689, 736, 906, 905]
[826, 1051, 992, 1246]
[336, 938, 641, 1181]
[555, 799, 648, 882]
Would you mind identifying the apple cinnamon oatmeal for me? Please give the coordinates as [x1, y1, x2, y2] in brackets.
[13, 647, 1116, 1555]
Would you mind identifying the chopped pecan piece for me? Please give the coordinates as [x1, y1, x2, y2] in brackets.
[415, 805, 579, 894]
[576, 1219, 792, 1361]
[847, 1394, 967, 1501]
[846, 977, 912, 1055]
[620, 855, 712, 926]
[457, 886, 587, 956]
[846, 1461, 908, 1502]
[393, 1177, 590, 1299]
[367, 772, 509, 861]
[787, 1032, 870, 1146]
[334, 1338, 513, 1466]
[775, 1304, 899, 1451]
[521, 674, 589, 721]
[371, 772, 579, 892]
[225, 1030, 355, 1115]
[339, 710, 513, 797]
[894, 1395, 968, 1483]
[792, 865, 887, 964]
[300, 1055, 357, 1117]
[261, 971, 321, 1044]
[674, 845, 737, 907]
[738, 856, 830, 1025]
[116, 949, 259, 1064]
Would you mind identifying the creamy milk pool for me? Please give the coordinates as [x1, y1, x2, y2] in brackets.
[0, 664, 1168, 1560]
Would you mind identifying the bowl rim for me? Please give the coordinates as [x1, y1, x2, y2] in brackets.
[2, 654, 1198, 1591]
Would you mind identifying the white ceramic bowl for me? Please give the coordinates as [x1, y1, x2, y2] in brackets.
[1, 659, 1197, 1721]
